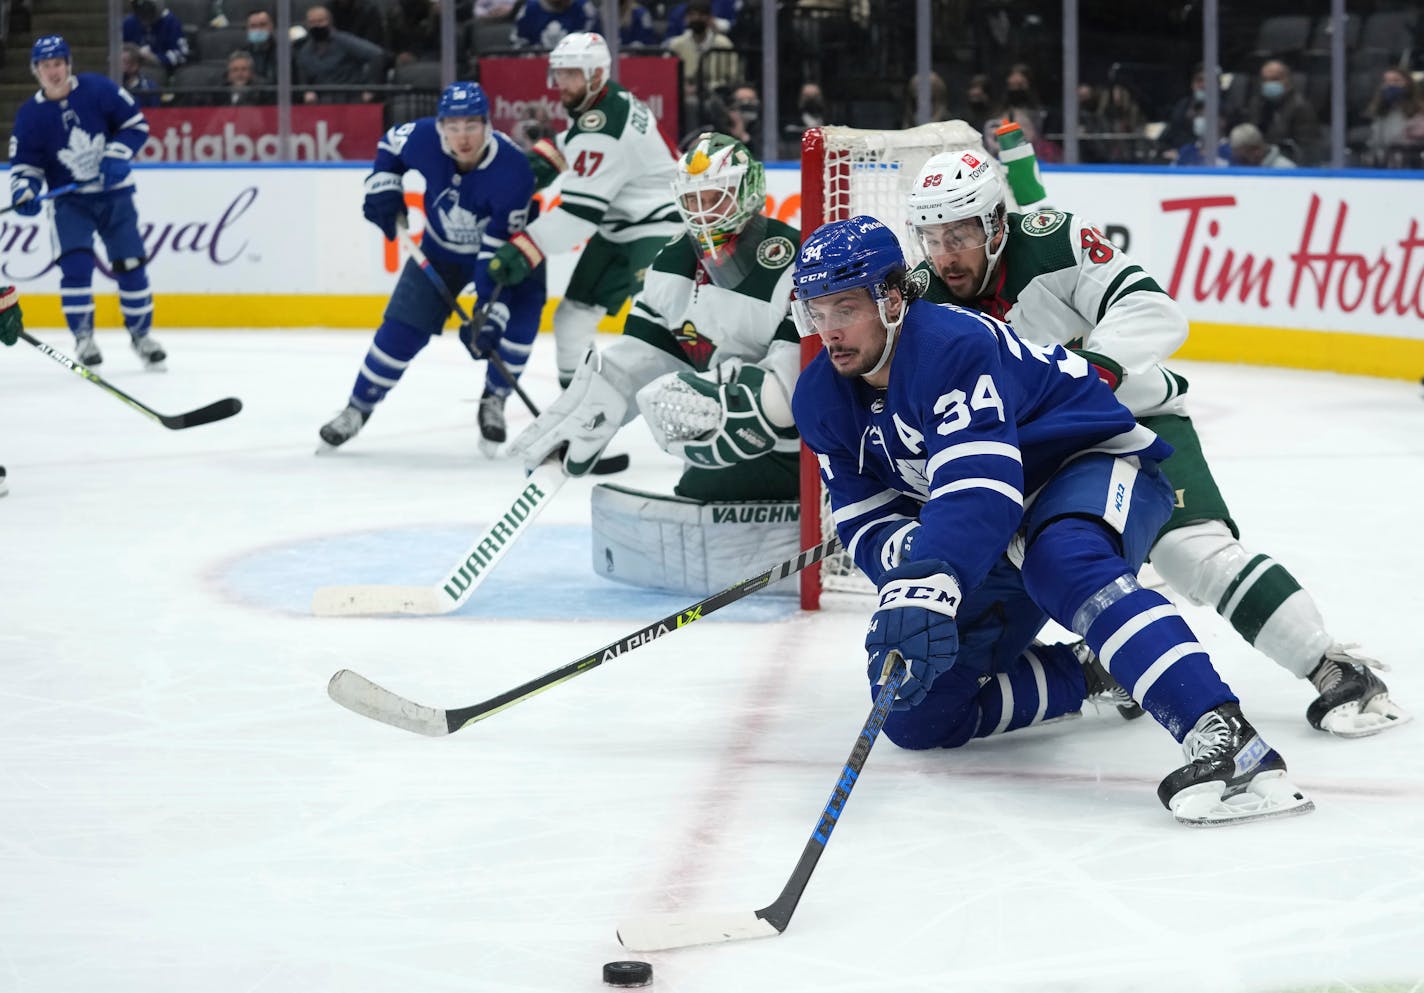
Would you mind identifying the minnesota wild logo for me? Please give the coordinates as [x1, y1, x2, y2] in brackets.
[755, 236, 794, 268]
[1022, 209, 1067, 237]
[675, 321, 715, 370]
[578, 109, 607, 131]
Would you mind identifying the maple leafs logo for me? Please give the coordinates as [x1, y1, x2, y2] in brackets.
[675, 321, 715, 371]
[57, 128, 105, 182]
[435, 192, 487, 247]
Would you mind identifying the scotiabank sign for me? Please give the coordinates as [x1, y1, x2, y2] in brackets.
[481, 55, 680, 153]
[135, 105, 385, 162]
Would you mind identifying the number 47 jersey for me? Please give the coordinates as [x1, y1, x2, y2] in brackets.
[792, 298, 1172, 592]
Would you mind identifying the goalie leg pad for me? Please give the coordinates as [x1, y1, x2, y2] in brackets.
[552, 299, 603, 387]
[591, 483, 800, 595]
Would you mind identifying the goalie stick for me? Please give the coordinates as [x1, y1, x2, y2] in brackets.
[395, 222, 630, 476]
[18, 330, 242, 430]
[310, 455, 566, 616]
[617, 651, 906, 951]
[326, 537, 839, 733]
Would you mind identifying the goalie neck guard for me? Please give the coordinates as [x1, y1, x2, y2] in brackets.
[673, 132, 767, 276]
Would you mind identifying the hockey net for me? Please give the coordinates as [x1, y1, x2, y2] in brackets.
[797, 121, 1009, 609]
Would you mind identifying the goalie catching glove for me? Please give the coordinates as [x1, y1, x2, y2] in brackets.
[865, 559, 962, 710]
[507, 346, 628, 476]
[636, 361, 797, 469]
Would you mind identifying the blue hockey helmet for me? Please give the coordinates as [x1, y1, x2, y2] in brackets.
[31, 34, 71, 69]
[437, 82, 488, 120]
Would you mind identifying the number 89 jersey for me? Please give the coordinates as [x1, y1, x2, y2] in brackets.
[792, 298, 1170, 591]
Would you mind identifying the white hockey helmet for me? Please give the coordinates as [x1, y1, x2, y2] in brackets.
[547, 32, 611, 103]
[672, 132, 765, 258]
[907, 148, 1008, 295]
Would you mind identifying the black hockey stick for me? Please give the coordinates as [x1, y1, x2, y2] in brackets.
[617, 651, 907, 951]
[396, 222, 630, 476]
[0, 182, 78, 217]
[327, 536, 839, 735]
[18, 330, 242, 430]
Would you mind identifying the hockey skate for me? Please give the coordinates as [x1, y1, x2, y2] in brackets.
[131, 333, 166, 371]
[478, 391, 507, 456]
[0, 464, 7, 498]
[319, 404, 370, 448]
[1306, 644, 1411, 738]
[1072, 641, 1144, 720]
[74, 333, 102, 366]
[1157, 702, 1314, 827]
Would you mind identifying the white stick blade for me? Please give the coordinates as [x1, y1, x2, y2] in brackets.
[327, 670, 449, 736]
[310, 585, 449, 617]
[616, 912, 780, 951]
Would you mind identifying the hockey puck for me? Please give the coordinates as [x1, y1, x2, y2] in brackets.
[602, 960, 653, 987]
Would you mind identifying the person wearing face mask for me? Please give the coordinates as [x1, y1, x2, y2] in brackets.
[985, 63, 1057, 161]
[243, 10, 279, 83]
[122, 0, 189, 71]
[1242, 60, 1321, 166]
[1159, 64, 1208, 156]
[1363, 68, 1424, 168]
[294, 4, 386, 104]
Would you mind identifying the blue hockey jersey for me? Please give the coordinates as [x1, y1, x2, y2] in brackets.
[9, 74, 149, 196]
[370, 119, 537, 299]
[122, 11, 190, 69]
[793, 299, 1170, 592]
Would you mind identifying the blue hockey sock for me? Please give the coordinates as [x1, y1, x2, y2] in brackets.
[59, 282, 94, 335]
[116, 268, 153, 336]
[971, 641, 1089, 738]
[483, 336, 533, 396]
[351, 320, 428, 409]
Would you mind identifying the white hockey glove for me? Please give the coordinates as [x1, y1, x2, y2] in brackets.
[637, 361, 796, 470]
[507, 346, 627, 477]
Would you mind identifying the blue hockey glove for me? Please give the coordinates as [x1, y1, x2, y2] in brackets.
[864, 559, 962, 710]
[361, 171, 406, 242]
[0, 285, 22, 346]
[10, 179, 42, 217]
[488, 232, 543, 287]
[459, 301, 510, 359]
[98, 154, 132, 189]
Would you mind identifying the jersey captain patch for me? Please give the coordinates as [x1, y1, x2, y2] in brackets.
[755, 236, 795, 268]
[675, 321, 715, 369]
[1021, 209, 1067, 237]
[578, 109, 607, 132]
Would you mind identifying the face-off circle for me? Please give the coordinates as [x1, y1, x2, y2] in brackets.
[602, 960, 653, 987]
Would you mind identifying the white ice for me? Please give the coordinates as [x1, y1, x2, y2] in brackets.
[2, 327, 1422, 993]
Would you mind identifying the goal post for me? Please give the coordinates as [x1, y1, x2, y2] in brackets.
[796, 121, 1010, 609]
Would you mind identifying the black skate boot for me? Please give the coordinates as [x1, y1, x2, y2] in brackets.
[1157, 702, 1313, 827]
[319, 404, 370, 448]
[478, 391, 507, 454]
[1072, 642, 1144, 720]
[131, 333, 166, 371]
[75, 333, 102, 366]
[0, 464, 7, 497]
[1306, 645, 1411, 737]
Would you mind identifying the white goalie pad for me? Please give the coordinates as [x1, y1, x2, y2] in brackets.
[591, 483, 801, 596]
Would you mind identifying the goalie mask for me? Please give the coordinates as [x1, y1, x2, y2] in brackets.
[906, 148, 1008, 296]
[673, 132, 767, 279]
[547, 32, 611, 114]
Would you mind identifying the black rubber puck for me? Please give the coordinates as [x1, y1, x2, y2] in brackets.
[603, 960, 653, 987]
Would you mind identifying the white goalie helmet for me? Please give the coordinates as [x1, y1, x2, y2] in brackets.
[547, 32, 611, 101]
[907, 148, 1009, 295]
[672, 132, 765, 259]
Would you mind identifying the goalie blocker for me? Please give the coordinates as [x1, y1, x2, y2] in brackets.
[592, 484, 801, 596]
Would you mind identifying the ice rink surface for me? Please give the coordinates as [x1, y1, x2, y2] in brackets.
[2, 327, 1422, 993]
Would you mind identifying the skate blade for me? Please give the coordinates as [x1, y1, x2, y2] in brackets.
[478, 438, 503, 459]
[1319, 696, 1413, 738]
[1170, 771, 1315, 827]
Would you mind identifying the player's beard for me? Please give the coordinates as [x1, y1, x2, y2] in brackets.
[826, 341, 879, 379]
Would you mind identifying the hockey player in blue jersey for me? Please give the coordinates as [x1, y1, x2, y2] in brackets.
[319, 82, 547, 451]
[791, 216, 1313, 827]
[9, 35, 165, 370]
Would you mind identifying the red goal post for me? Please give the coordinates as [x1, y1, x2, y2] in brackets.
[796, 122, 1009, 609]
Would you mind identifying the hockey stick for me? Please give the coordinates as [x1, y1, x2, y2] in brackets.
[617, 651, 906, 952]
[310, 453, 566, 616]
[18, 330, 242, 429]
[326, 537, 840, 733]
[396, 222, 630, 476]
[0, 182, 79, 217]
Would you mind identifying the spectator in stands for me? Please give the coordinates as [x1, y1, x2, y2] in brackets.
[901, 71, 950, 128]
[798, 82, 827, 129]
[513, 0, 597, 49]
[245, 9, 279, 83]
[1076, 80, 1145, 163]
[328, 0, 387, 48]
[609, 0, 660, 48]
[669, 0, 737, 103]
[123, 0, 190, 72]
[386, 0, 439, 65]
[1159, 64, 1206, 155]
[1363, 68, 1424, 168]
[1242, 60, 1321, 166]
[223, 50, 270, 106]
[984, 63, 1058, 162]
[962, 73, 993, 131]
[295, 4, 387, 103]
[120, 43, 161, 106]
[663, 0, 738, 39]
[725, 82, 761, 152]
[1228, 122, 1296, 167]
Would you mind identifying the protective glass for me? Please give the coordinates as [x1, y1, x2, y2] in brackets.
[790, 288, 878, 338]
[914, 218, 989, 258]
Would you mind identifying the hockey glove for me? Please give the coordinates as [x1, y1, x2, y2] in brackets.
[507, 346, 627, 476]
[637, 362, 797, 469]
[361, 171, 406, 242]
[10, 179, 42, 217]
[488, 232, 543, 287]
[864, 559, 962, 710]
[459, 300, 510, 359]
[0, 285, 22, 346]
[528, 137, 567, 189]
[99, 145, 133, 188]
